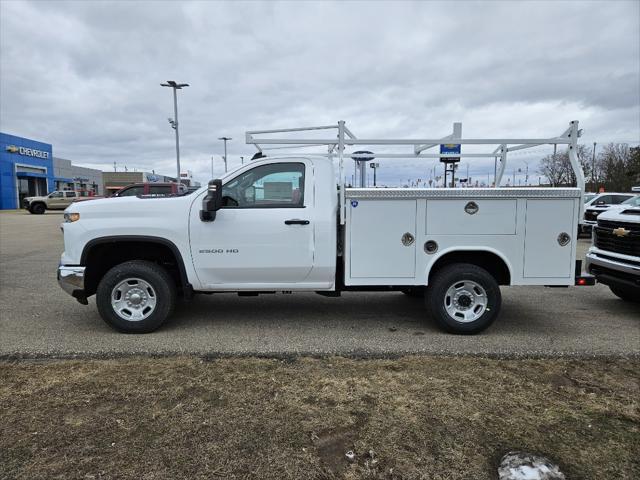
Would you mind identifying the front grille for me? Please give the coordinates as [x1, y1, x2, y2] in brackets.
[598, 219, 640, 233]
[594, 221, 640, 256]
[584, 210, 600, 222]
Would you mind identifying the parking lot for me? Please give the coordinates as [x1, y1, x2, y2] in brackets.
[0, 210, 638, 358]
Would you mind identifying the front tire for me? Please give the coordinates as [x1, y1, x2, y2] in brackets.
[96, 260, 176, 333]
[426, 263, 501, 334]
[609, 285, 640, 303]
[30, 203, 45, 214]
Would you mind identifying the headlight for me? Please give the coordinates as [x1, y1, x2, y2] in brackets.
[64, 212, 80, 223]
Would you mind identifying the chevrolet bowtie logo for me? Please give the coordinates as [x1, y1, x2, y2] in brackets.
[612, 227, 630, 237]
[5, 145, 19, 153]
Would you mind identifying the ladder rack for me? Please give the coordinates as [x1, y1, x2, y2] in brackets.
[245, 120, 584, 224]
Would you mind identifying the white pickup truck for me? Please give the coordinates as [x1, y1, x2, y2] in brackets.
[58, 120, 593, 334]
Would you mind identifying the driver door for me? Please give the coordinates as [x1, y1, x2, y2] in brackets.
[48, 191, 65, 209]
[189, 160, 315, 288]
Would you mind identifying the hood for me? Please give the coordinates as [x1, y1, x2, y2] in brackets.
[65, 192, 197, 215]
[598, 207, 640, 224]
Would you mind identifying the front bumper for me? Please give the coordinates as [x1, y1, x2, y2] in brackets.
[586, 249, 640, 289]
[57, 265, 88, 304]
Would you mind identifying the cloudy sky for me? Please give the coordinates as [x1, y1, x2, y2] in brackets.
[1, 0, 639, 186]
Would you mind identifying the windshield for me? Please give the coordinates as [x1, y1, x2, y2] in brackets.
[621, 196, 640, 207]
[584, 194, 596, 203]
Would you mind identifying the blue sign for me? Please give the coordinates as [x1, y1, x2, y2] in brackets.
[440, 143, 461, 155]
[351, 200, 359, 208]
[440, 143, 461, 163]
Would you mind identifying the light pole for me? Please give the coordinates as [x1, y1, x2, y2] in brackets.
[161, 80, 189, 183]
[218, 137, 232, 173]
[369, 162, 380, 186]
[592, 142, 597, 191]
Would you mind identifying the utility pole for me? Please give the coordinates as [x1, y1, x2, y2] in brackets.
[592, 142, 597, 191]
[113, 161, 116, 172]
[369, 162, 379, 186]
[218, 137, 232, 173]
[161, 80, 189, 184]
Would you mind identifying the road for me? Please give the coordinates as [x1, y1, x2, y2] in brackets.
[0, 210, 638, 358]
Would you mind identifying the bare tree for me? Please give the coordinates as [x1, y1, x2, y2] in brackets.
[538, 144, 593, 187]
[597, 143, 637, 191]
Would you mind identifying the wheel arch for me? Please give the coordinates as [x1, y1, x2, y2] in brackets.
[81, 235, 192, 298]
[425, 247, 512, 286]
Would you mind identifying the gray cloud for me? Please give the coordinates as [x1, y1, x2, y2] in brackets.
[1, 0, 638, 186]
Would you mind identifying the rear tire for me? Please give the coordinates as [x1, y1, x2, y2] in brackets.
[30, 203, 45, 214]
[426, 263, 501, 334]
[96, 260, 176, 333]
[609, 285, 640, 303]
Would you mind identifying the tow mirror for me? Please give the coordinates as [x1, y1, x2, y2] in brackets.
[200, 179, 223, 222]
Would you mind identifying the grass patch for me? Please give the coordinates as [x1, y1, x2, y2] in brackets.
[0, 356, 638, 479]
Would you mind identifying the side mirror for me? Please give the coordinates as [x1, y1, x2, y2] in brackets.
[200, 179, 223, 222]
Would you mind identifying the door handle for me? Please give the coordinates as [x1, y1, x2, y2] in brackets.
[284, 219, 310, 225]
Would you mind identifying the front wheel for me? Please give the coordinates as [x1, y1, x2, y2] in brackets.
[426, 263, 501, 334]
[30, 203, 45, 214]
[96, 260, 176, 333]
[609, 285, 640, 303]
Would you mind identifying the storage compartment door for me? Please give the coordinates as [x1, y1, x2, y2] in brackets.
[350, 200, 416, 278]
[426, 199, 517, 235]
[523, 199, 574, 278]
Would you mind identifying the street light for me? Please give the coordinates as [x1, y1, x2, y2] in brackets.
[161, 80, 189, 184]
[218, 137, 232, 173]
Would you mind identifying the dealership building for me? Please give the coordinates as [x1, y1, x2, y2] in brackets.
[0, 132, 103, 210]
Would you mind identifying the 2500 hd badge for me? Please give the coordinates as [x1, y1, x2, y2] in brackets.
[199, 248, 239, 254]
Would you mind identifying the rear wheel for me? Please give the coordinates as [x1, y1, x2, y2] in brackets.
[426, 263, 501, 334]
[609, 285, 640, 303]
[30, 203, 45, 214]
[96, 260, 176, 333]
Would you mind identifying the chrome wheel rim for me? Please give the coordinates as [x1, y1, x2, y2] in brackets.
[443, 280, 488, 323]
[111, 278, 157, 321]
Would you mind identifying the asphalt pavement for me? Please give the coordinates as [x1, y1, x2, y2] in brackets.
[0, 210, 638, 358]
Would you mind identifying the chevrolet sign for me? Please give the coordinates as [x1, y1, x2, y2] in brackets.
[612, 227, 630, 237]
[5, 145, 49, 159]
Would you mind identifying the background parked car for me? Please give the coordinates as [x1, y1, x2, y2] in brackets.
[73, 182, 189, 204]
[580, 192, 637, 234]
[586, 199, 640, 302]
[23, 190, 81, 214]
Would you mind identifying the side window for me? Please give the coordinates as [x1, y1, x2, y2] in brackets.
[118, 186, 143, 197]
[595, 195, 612, 205]
[49, 192, 63, 198]
[614, 195, 632, 204]
[221, 163, 305, 208]
[149, 186, 171, 195]
[64, 191, 76, 198]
